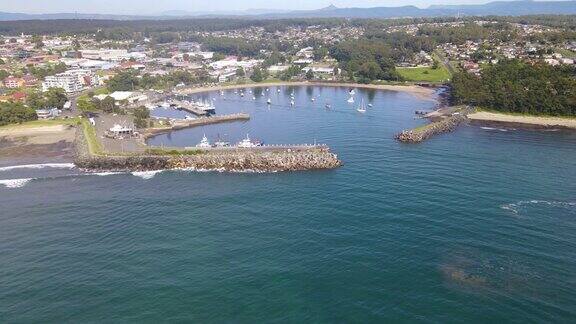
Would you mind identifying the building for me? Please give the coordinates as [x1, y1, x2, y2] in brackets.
[36, 108, 60, 119]
[94, 91, 148, 105]
[3, 76, 24, 89]
[42, 69, 99, 93]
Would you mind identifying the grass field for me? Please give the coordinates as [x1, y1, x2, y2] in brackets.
[397, 66, 451, 83]
[0, 118, 80, 130]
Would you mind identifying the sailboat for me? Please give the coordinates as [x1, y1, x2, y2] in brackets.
[347, 96, 355, 103]
[267, 98, 272, 105]
[357, 99, 366, 113]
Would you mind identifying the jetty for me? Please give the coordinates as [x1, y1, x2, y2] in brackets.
[143, 113, 250, 139]
[170, 100, 214, 116]
[395, 106, 472, 143]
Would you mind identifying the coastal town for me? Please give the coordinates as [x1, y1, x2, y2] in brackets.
[0, 15, 575, 170]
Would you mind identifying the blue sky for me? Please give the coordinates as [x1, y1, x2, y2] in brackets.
[0, 0, 562, 14]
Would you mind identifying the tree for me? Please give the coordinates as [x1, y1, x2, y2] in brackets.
[107, 71, 139, 92]
[250, 68, 264, 82]
[0, 102, 37, 126]
[26, 91, 46, 109]
[77, 97, 98, 116]
[236, 67, 245, 77]
[305, 69, 314, 80]
[0, 70, 8, 81]
[133, 106, 150, 129]
[100, 96, 117, 113]
[44, 88, 68, 109]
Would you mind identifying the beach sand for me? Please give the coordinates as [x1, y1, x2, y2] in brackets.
[176, 81, 437, 101]
[0, 124, 76, 164]
[468, 111, 576, 129]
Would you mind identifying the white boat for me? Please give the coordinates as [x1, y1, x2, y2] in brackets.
[368, 103, 373, 107]
[350, 89, 356, 95]
[252, 96, 256, 100]
[311, 98, 315, 102]
[237, 134, 262, 148]
[240, 92, 244, 97]
[277, 88, 281, 93]
[196, 134, 212, 148]
[267, 98, 272, 104]
[290, 100, 295, 106]
[357, 99, 367, 113]
[184, 116, 196, 121]
[347, 96, 355, 103]
[220, 90, 224, 96]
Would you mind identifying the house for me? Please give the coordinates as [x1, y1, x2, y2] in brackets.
[3, 76, 24, 89]
[36, 108, 60, 119]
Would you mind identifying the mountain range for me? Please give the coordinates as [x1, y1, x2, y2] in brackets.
[0, 0, 575, 21]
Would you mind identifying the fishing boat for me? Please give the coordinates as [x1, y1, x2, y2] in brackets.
[214, 134, 230, 147]
[237, 134, 262, 148]
[357, 99, 367, 113]
[196, 134, 212, 148]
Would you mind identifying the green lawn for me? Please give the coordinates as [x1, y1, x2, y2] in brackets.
[397, 66, 451, 83]
[0, 118, 80, 130]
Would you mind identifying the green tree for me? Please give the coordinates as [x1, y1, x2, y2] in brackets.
[77, 97, 97, 116]
[0, 70, 9, 81]
[236, 67, 245, 77]
[305, 69, 314, 80]
[44, 88, 68, 109]
[250, 68, 264, 82]
[107, 71, 138, 92]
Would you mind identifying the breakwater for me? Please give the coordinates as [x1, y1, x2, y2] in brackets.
[75, 124, 341, 172]
[75, 148, 341, 173]
[395, 112, 468, 143]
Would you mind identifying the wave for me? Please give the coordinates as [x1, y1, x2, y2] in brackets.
[501, 200, 576, 214]
[0, 178, 34, 188]
[0, 163, 75, 172]
[131, 170, 164, 180]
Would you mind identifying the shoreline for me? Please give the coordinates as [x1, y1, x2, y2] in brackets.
[175, 81, 438, 101]
[468, 111, 576, 130]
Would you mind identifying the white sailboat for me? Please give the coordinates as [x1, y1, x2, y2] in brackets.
[357, 99, 366, 113]
[347, 96, 355, 103]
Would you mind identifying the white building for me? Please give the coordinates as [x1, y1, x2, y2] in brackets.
[42, 69, 99, 93]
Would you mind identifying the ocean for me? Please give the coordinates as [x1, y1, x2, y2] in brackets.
[1, 86, 575, 322]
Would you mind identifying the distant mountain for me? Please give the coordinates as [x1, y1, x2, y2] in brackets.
[262, 1, 576, 18]
[0, 1, 575, 21]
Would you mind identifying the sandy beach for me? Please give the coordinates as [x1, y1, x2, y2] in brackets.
[0, 124, 76, 164]
[468, 111, 576, 129]
[175, 81, 437, 101]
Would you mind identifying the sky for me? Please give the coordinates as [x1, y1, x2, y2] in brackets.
[0, 0, 563, 15]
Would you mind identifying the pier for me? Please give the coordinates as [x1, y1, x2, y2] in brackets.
[143, 113, 250, 139]
[170, 100, 214, 116]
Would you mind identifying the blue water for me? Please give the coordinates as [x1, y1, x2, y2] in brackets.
[1, 86, 576, 322]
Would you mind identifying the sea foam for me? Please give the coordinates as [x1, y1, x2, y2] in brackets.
[0, 178, 33, 188]
[0, 163, 75, 172]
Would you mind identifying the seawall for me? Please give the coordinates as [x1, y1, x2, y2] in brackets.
[75, 126, 341, 172]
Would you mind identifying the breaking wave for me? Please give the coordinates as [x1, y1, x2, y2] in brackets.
[131, 170, 164, 180]
[501, 200, 576, 214]
[0, 178, 34, 188]
[0, 163, 75, 172]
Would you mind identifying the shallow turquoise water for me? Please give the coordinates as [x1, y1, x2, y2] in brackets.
[1, 86, 576, 322]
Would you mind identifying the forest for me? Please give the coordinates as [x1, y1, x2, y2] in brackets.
[451, 59, 576, 116]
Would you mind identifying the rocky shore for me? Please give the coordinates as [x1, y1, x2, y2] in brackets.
[75, 126, 341, 172]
